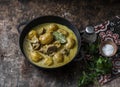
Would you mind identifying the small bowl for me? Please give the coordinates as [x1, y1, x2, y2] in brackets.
[99, 40, 118, 57]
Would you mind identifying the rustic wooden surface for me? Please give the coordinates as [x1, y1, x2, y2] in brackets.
[0, 0, 120, 87]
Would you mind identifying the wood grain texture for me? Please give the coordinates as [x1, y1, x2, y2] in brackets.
[0, 0, 120, 87]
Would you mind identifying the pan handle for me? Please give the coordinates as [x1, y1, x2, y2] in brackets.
[73, 29, 85, 62]
[73, 50, 84, 62]
[73, 57, 82, 62]
[17, 21, 28, 33]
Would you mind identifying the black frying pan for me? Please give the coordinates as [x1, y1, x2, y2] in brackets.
[17, 16, 81, 69]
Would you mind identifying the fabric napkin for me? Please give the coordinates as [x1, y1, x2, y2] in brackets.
[95, 16, 120, 85]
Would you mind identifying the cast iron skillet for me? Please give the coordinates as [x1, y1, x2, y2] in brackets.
[17, 15, 81, 69]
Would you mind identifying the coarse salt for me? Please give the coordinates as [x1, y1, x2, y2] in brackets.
[102, 44, 114, 56]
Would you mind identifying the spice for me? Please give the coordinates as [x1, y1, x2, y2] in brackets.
[102, 44, 114, 56]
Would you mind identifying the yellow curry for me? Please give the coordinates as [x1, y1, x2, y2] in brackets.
[23, 23, 78, 68]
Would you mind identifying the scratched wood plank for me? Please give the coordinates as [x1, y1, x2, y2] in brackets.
[0, 0, 120, 87]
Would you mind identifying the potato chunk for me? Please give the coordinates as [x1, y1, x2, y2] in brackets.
[38, 28, 46, 35]
[44, 58, 53, 66]
[48, 24, 58, 32]
[65, 37, 75, 49]
[28, 30, 37, 40]
[31, 51, 43, 62]
[39, 33, 53, 44]
[30, 36, 39, 43]
[53, 52, 64, 63]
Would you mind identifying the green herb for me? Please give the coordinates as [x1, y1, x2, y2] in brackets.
[78, 56, 112, 87]
[53, 32, 67, 44]
[78, 42, 112, 87]
[96, 56, 112, 74]
[78, 71, 95, 87]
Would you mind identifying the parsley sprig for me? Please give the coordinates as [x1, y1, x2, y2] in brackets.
[78, 41, 112, 87]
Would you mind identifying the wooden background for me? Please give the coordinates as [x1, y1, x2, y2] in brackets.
[0, 0, 120, 87]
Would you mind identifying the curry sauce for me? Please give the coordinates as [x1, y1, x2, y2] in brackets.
[23, 23, 78, 68]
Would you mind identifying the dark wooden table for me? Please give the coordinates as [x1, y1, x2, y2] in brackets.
[0, 0, 120, 87]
